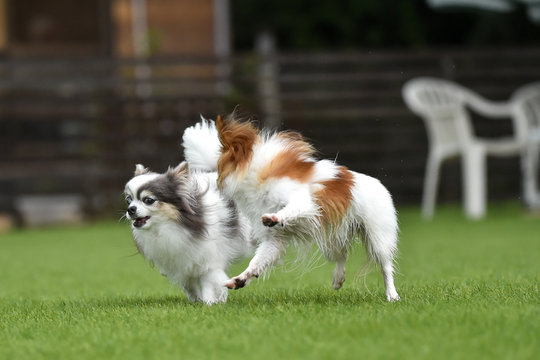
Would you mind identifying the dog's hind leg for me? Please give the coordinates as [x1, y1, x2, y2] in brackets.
[363, 229, 400, 302]
[348, 172, 400, 301]
[381, 262, 400, 302]
[318, 237, 349, 291]
[324, 244, 348, 290]
[332, 258, 347, 290]
[363, 229, 400, 301]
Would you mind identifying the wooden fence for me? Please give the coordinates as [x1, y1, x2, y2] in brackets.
[1, 47, 539, 219]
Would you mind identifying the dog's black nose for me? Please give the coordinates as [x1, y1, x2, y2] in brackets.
[127, 206, 137, 216]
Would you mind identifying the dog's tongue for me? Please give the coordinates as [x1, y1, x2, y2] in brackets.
[133, 217, 150, 228]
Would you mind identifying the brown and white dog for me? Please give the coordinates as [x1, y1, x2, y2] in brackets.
[185, 114, 400, 301]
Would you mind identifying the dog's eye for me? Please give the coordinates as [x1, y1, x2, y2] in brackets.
[125, 195, 132, 205]
[143, 197, 156, 205]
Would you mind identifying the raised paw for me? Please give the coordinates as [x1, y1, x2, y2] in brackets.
[262, 214, 279, 227]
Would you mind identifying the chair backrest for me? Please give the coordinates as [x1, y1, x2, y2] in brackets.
[511, 82, 540, 142]
[402, 77, 474, 152]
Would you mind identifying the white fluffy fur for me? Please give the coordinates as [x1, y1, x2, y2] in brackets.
[187, 119, 400, 301]
[181, 115, 221, 172]
[124, 166, 254, 305]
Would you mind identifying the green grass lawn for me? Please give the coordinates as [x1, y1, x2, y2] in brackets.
[1, 203, 538, 360]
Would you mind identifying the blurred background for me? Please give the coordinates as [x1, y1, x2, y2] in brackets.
[0, 0, 539, 227]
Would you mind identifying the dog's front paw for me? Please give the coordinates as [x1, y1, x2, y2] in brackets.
[386, 291, 401, 302]
[225, 270, 259, 290]
[262, 214, 279, 227]
[225, 276, 247, 290]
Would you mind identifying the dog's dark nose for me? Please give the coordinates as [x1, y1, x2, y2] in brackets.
[127, 206, 137, 217]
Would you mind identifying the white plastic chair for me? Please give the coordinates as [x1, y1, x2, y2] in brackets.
[402, 77, 522, 219]
[511, 82, 540, 209]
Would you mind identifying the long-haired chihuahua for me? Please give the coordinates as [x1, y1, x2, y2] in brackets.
[124, 122, 254, 305]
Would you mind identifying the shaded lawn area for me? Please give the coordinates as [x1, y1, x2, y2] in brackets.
[0, 203, 538, 360]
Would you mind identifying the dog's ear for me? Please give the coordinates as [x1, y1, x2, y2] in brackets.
[168, 161, 189, 179]
[134, 164, 151, 176]
[215, 114, 227, 134]
[168, 161, 197, 215]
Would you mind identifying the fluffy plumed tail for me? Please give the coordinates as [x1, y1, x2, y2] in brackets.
[182, 115, 221, 171]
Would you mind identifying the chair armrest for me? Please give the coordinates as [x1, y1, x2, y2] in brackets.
[530, 128, 540, 143]
[466, 93, 512, 118]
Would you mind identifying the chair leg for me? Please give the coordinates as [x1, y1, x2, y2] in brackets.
[422, 153, 442, 219]
[522, 144, 540, 209]
[462, 147, 487, 219]
[533, 145, 540, 207]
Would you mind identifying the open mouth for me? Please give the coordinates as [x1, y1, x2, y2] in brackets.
[133, 216, 150, 228]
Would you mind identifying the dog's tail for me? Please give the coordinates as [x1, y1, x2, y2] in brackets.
[182, 116, 221, 172]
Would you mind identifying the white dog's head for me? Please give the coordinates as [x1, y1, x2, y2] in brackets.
[123, 162, 204, 234]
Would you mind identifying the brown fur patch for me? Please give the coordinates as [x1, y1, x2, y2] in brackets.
[216, 114, 259, 188]
[160, 202, 181, 222]
[276, 131, 316, 157]
[258, 149, 315, 183]
[315, 167, 355, 225]
[258, 131, 316, 183]
[138, 190, 180, 222]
